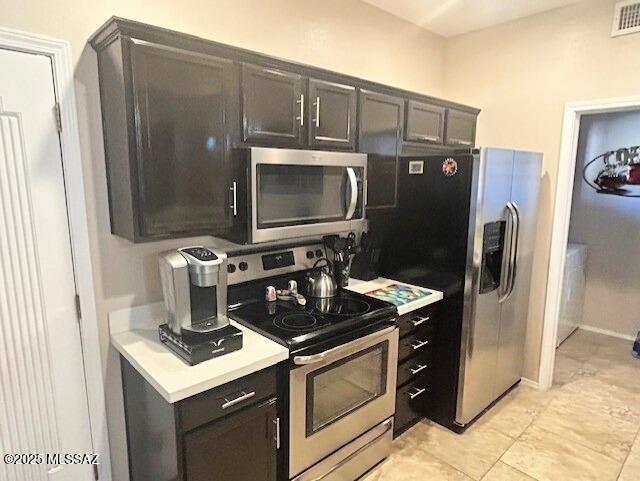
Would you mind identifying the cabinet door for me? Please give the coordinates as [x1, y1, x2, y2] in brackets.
[308, 78, 356, 150]
[358, 90, 404, 211]
[405, 100, 445, 144]
[184, 398, 278, 481]
[130, 40, 237, 239]
[445, 109, 477, 147]
[242, 64, 305, 146]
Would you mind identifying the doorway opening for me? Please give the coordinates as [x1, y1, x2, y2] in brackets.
[540, 96, 640, 390]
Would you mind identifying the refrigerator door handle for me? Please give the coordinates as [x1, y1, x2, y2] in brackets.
[508, 201, 521, 297]
[499, 202, 520, 303]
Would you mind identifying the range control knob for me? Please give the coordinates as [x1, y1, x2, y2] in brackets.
[306, 251, 315, 259]
[227, 263, 236, 273]
[315, 249, 323, 258]
[239, 261, 248, 271]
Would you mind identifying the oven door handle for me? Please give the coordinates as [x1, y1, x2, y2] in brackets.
[293, 324, 396, 365]
[345, 167, 358, 220]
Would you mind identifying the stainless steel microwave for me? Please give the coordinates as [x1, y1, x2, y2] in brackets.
[226, 147, 367, 244]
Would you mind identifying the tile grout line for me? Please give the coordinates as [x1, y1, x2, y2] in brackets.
[412, 421, 517, 481]
[615, 424, 640, 480]
[495, 401, 546, 480]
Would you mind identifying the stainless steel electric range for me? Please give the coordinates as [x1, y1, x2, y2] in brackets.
[226, 242, 399, 481]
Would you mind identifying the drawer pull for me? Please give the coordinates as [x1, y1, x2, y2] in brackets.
[410, 363, 428, 375]
[221, 390, 256, 409]
[409, 387, 426, 399]
[273, 417, 281, 449]
[411, 316, 430, 327]
[410, 339, 429, 350]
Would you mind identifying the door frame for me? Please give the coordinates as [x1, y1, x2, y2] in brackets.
[0, 28, 112, 480]
[538, 95, 640, 391]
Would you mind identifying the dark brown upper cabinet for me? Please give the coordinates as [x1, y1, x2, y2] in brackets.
[358, 90, 404, 211]
[405, 100, 445, 145]
[445, 109, 477, 147]
[97, 38, 239, 242]
[90, 18, 479, 242]
[241, 64, 305, 146]
[308, 79, 357, 150]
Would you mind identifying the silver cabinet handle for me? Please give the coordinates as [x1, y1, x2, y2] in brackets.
[294, 325, 396, 365]
[297, 94, 305, 126]
[273, 417, 281, 449]
[449, 138, 472, 146]
[221, 390, 255, 409]
[409, 387, 426, 399]
[345, 167, 358, 220]
[314, 96, 320, 128]
[410, 363, 428, 375]
[411, 316, 430, 327]
[229, 181, 238, 217]
[410, 339, 429, 350]
[415, 134, 439, 142]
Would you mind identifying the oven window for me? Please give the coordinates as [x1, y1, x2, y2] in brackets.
[256, 164, 352, 228]
[306, 342, 388, 436]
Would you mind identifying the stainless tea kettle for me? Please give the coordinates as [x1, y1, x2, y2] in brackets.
[306, 258, 337, 298]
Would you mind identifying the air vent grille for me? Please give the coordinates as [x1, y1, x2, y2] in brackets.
[612, 0, 640, 37]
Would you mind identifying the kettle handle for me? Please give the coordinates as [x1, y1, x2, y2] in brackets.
[312, 257, 332, 274]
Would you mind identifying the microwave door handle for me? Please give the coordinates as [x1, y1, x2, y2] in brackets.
[345, 167, 358, 220]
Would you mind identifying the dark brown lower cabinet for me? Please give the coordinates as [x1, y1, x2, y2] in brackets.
[121, 359, 280, 481]
[393, 302, 440, 437]
[184, 398, 278, 481]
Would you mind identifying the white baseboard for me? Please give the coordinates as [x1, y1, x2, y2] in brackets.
[579, 325, 637, 342]
[520, 377, 540, 390]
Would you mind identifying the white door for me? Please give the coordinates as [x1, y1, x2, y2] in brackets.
[0, 49, 95, 481]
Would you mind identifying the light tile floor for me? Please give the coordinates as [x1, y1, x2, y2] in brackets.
[363, 329, 640, 481]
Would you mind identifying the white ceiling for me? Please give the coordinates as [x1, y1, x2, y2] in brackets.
[362, 0, 584, 37]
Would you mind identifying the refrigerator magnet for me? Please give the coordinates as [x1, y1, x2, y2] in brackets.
[409, 160, 424, 175]
[442, 158, 458, 176]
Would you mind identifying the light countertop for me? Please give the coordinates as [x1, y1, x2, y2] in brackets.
[346, 277, 443, 316]
[109, 302, 289, 403]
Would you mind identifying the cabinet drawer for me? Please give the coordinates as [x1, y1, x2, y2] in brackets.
[396, 351, 432, 387]
[394, 376, 429, 436]
[179, 366, 277, 432]
[398, 326, 436, 363]
[397, 304, 437, 338]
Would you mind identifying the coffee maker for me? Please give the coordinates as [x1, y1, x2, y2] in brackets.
[158, 246, 242, 365]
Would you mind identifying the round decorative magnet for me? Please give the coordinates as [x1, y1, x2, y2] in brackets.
[442, 158, 458, 177]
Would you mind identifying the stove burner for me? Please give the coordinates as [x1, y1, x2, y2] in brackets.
[315, 297, 371, 316]
[275, 313, 318, 331]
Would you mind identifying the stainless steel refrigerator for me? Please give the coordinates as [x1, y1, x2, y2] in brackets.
[376, 147, 542, 431]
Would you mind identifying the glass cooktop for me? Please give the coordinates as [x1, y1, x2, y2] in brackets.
[229, 289, 397, 351]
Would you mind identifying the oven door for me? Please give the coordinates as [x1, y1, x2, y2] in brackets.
[289, 326, 398, 478]
[249, 147, 366, 243]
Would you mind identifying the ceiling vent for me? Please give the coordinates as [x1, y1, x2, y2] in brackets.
[611, 0, 640, 37]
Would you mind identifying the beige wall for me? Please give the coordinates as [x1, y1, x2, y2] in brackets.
[569, 110, 640, 338]
[4, 0, 640, 477]
[0, 2, 445, 480]
[442, 0, 640, 381]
